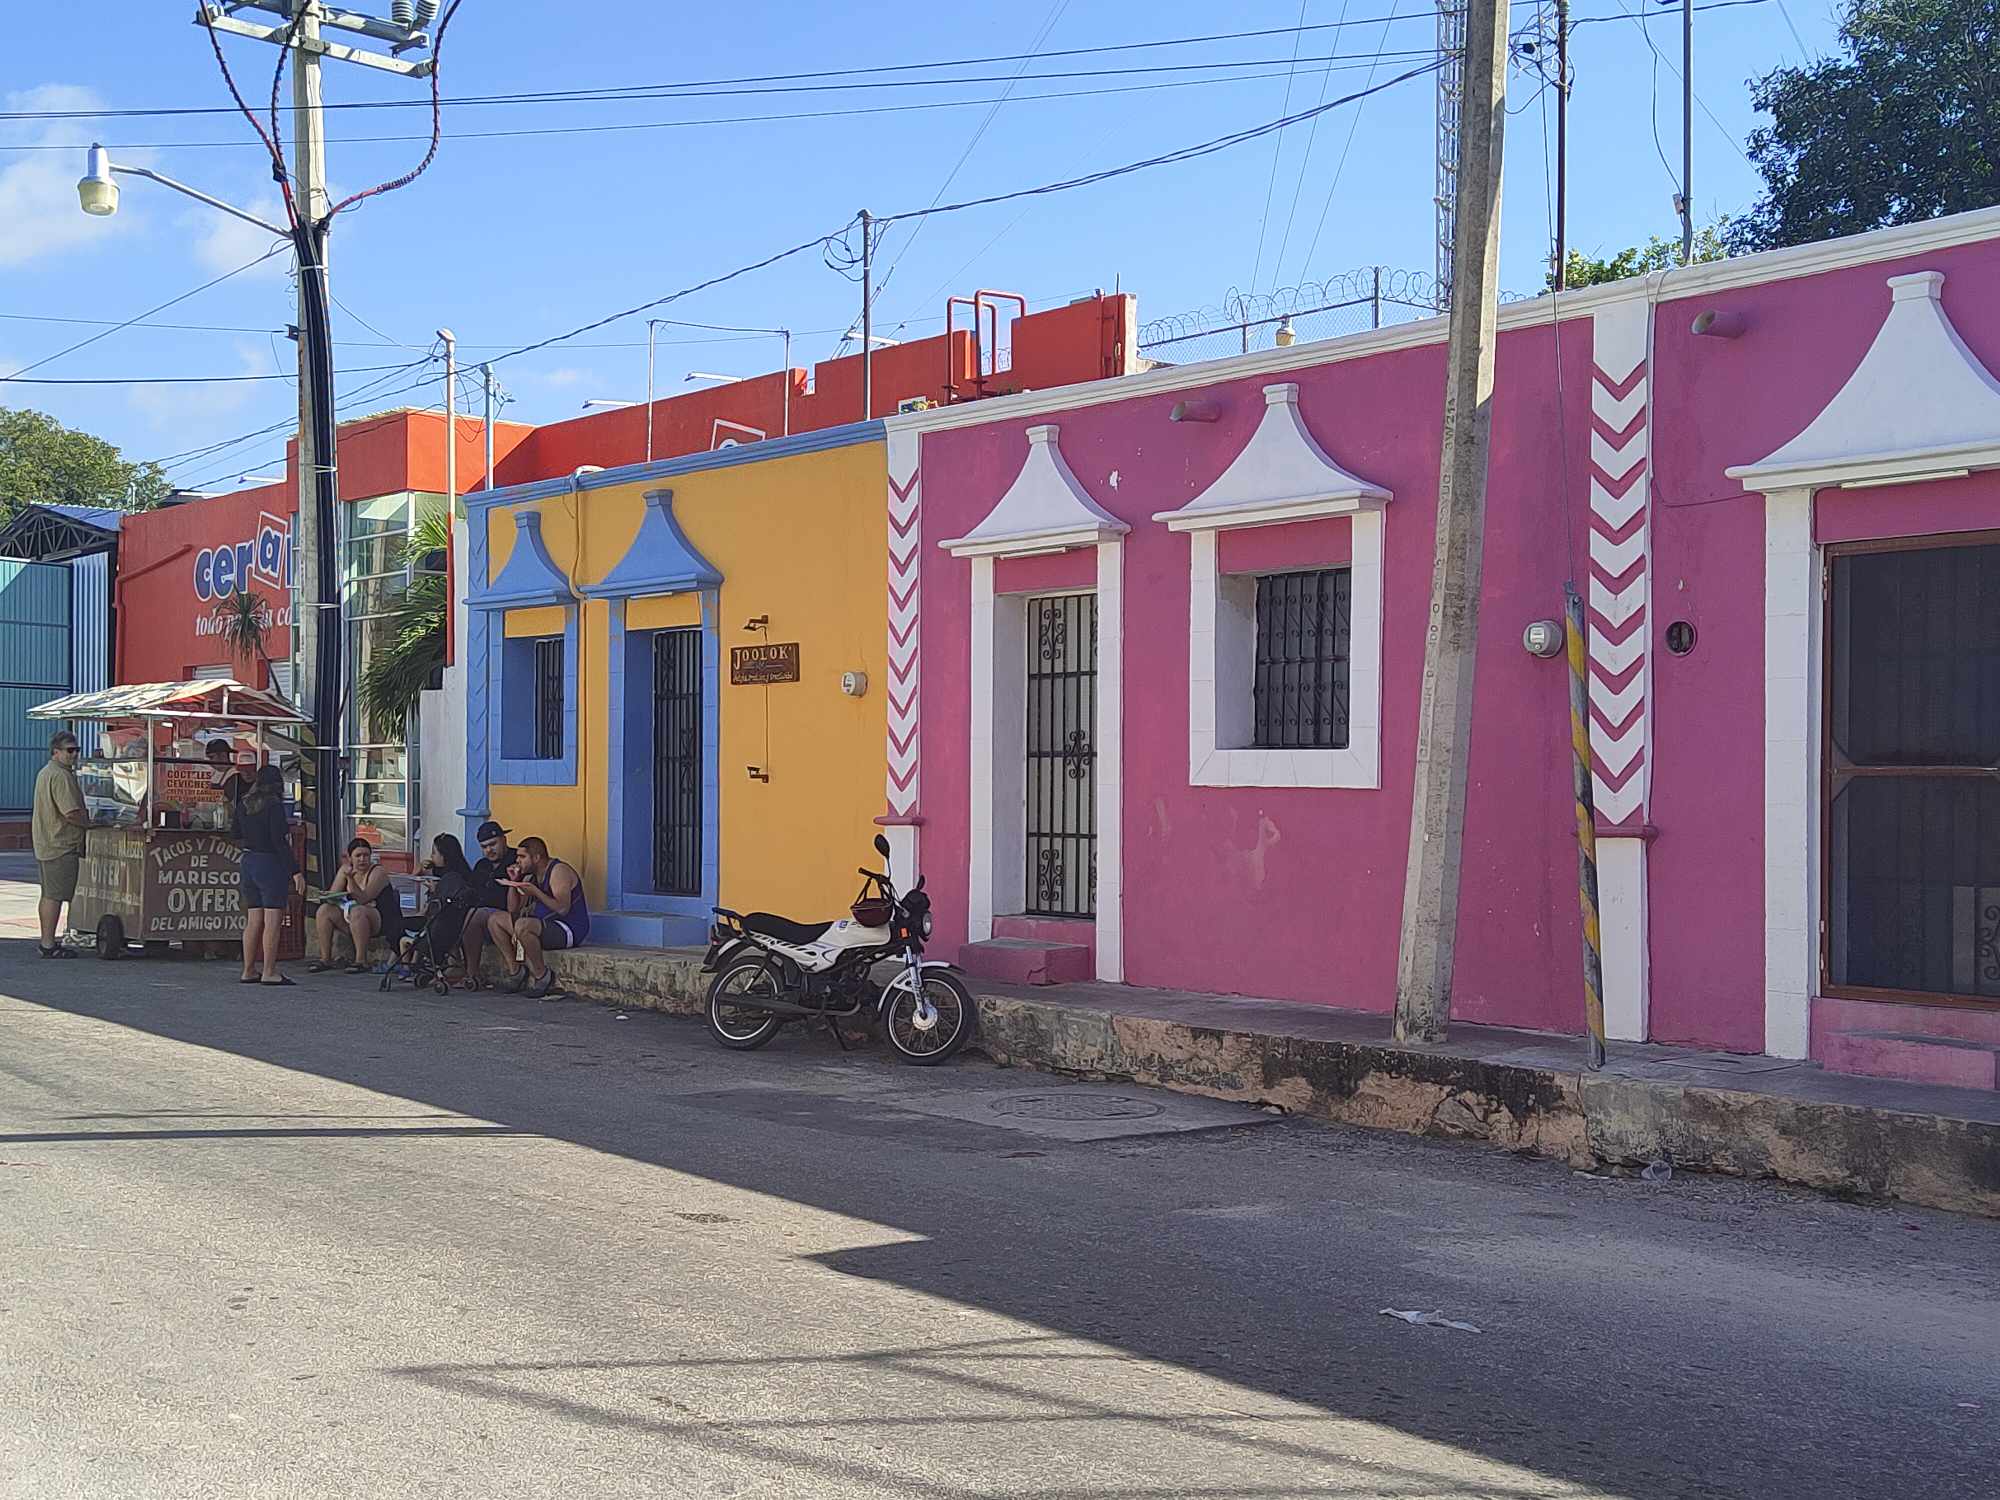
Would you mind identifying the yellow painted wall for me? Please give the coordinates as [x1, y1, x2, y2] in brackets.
[483, 439, 886, 927]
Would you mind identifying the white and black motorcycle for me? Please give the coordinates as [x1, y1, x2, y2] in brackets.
[700, 834, 976, 1064]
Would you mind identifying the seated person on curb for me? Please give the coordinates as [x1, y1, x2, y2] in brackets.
[457, 821, 517, 990]
[487, 836, 590, 999]
[311, 837, 404, 974]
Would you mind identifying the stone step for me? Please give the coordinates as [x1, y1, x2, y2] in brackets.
[1818, 1029, 2000, 1091]
[956, 937, 1092, 988]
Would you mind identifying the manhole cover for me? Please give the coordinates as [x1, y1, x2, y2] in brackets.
[988, 1093, 1166, 1121]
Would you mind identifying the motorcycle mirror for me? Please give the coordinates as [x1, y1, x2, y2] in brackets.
[873, 833, 891, 858]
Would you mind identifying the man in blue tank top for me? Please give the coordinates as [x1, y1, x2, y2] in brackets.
[495, 835, 590, 999]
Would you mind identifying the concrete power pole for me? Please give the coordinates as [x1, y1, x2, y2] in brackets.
[199, 0, 441, 879]
[290, 1, 336, 878]
[1393, 0, 1511, 1045]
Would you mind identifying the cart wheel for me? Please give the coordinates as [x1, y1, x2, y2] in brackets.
[95, 916, 126, 961]
[433, 979, 451, 996]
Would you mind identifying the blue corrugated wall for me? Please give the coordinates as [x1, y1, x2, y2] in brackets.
[0, 560, 74, 812]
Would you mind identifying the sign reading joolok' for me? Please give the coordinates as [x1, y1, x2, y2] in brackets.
[146, 838, 243, 937]
[730, 642, 801, 686]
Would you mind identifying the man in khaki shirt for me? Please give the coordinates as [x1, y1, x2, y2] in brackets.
[32, 730, 90, 958]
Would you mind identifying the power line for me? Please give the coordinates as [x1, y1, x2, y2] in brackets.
[856, 0, 1074, 355]
[0, 12, 1458, 124]
[0, 59, 1443, 154]
[1297, 0, 1404, 284]
[1269, 0, 1363, 292]
[1249, 2, 1315, 295]
[0, 245, 289, 383]
[1, 362, 409, 386]
[1608, 0, 1757, 164]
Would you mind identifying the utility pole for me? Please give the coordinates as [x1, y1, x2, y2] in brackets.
[197, 0, 440, 881]
[1393, 0, 1511, 1045]
[440, 328, 457, 517]
[859, 209, 874, 421]
[1554, 0, 1570, 290]
[482, 363, 496, 499]
[1680, 0, 1694, 264]
[290, 0, 341, 887]
[645, 319, 659, 463]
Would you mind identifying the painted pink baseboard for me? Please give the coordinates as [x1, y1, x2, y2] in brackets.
[1812, 994, 2000, 1047]
[1816, 1030, 1999, 1090]
[992, 914, 1096, 963]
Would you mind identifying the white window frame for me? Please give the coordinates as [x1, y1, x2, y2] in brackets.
[1185, 515, 1383, 789]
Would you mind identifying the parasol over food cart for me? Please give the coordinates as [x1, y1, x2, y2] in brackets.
[31, 680, 311, 959]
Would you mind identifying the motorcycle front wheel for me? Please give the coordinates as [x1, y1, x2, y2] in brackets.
[707, 954, 785, 1050]
[882, 971, 976, 1065]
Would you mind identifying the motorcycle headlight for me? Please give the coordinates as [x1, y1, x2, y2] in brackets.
[919, 910, 934, 939]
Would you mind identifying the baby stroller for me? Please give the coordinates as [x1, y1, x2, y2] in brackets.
[380, 878, 474, 996]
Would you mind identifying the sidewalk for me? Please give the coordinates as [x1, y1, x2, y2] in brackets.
[531, 939, 2000, 1218]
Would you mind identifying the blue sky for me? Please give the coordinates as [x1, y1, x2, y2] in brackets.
[1, 0, 1841, 494]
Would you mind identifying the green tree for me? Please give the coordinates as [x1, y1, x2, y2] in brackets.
[1730, 0, 2000, 253]
[1548, 225, 1731, 292]
[358, 506, 452, 739]
[0, 405, 170, 517]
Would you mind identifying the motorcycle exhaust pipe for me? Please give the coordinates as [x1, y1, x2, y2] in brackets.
[725, 995, 864, 1021]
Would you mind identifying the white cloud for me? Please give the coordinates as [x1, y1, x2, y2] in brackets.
[540, 367, 588, 388]
[0, 85, 140, 269]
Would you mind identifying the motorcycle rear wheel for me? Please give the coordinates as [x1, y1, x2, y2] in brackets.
[707, 955, 785, 1050]
[882, 971, 976, 1065]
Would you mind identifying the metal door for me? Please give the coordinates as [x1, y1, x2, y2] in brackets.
[653, 628, 703, 897]
[1826, 536, 2000, 1003]
[1025, 593, 1096, 918]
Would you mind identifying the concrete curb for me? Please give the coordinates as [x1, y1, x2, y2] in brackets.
[522, 945, 2000, 1218]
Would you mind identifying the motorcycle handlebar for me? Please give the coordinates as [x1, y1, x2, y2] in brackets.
[858, 867, 888, 882]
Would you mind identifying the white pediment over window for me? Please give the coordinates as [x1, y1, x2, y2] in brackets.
[1155, 381, 1389, 532]
[1728, 271, 2000, 491]
[939, 423, 1127, 559]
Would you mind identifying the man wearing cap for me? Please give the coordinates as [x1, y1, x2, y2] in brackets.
[32, 731, 92, 958]
[458, 820, 521, 989]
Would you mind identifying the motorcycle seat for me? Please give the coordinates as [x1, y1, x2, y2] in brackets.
[742, 912, 833, 945]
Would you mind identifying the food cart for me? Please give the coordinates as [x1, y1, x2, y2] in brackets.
[29, 680, 311, 961]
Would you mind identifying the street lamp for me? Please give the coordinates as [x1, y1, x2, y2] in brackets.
[684, 372, 742, 385]
[77, 142, 289, 236]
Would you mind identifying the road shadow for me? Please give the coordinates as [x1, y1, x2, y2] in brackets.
[4, 932, 1994, 1499]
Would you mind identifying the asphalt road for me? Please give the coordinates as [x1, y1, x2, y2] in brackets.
[0, 860, 1995, 1498]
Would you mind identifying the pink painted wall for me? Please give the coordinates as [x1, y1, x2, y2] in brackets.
[915, 230, 2000, 1047]
[995, 549, 1095, 594]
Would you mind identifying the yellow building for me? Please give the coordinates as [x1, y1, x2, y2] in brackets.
[462, 423, 887, 945]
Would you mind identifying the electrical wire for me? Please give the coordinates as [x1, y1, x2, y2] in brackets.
[1610, 0, 1756, 164]
[0, 245, 289, 382]
[1296, 0, 1404, 281]
[2, 362, 410, 386]
[1, 60, 1447, 154]
[1269, 0, 1360, 291]
[855, 0, 1073, 354]
[327, 0, 465, 220]
[196, 2, 299, 229]
[1, 4, 1777, 126]
[1249, 1, 1315, 295]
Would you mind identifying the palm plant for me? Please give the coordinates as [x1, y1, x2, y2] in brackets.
[358, 506, 452, 739]
[221, 588, 270, 682]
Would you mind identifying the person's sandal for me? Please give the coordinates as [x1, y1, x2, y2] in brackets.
[308, 959, 333, 973]
[37, 943, 75, 959]
[498, 968, 527, 994]
[345, 962, 368, 974]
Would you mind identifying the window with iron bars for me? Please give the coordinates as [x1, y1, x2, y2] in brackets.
[534, 636, 565, 760]
[1251, 568, 1351, 749]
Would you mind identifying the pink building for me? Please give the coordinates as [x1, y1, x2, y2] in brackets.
[876, 208, 2000, 1090]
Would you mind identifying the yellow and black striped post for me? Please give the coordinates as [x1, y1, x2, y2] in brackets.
[1565, 584, 1608, 1069]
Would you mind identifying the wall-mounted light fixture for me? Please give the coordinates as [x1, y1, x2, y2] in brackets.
[1274, 317, 1297, 348]
[1690, 309, 1744, 340]
[746, 765, 770, 782]
[1522, 619, 1565, 658]
[840, 671, 868, 697]
[1169, 400, 1218, 423]
[742, 614, 769, 632]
